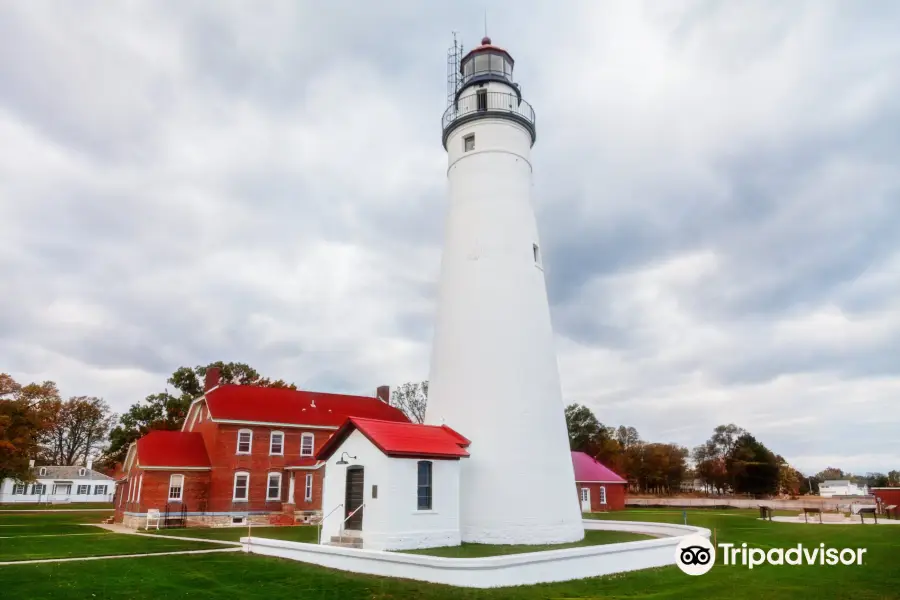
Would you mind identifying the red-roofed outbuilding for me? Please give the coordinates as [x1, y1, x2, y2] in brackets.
[571, 451, 627, 512]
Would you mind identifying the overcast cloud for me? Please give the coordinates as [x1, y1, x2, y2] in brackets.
[1, 0, 898, 474]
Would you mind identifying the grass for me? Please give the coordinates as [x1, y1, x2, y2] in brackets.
[0, 502, 113, 511]
[143, 524, 319, 544]
[401, 529, 651, 557]
[0, 508, 898, 598]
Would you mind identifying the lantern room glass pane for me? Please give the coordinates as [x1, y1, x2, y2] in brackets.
[473, 53, 489, 74]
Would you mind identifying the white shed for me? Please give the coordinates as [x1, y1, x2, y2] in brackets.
[316, 417, 470, 551]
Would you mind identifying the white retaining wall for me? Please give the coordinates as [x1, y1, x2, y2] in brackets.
[242, 520, 710, 588]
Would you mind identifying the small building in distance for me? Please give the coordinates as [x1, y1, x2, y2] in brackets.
[818, 480, 869, 498]
[316, 417, 470, 551]
[0, 464, 114, 504]
[571, 451, 627, 512]
[871, 488, 900, 513]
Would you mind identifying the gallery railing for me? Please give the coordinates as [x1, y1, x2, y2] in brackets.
[441, 91, 536, 145]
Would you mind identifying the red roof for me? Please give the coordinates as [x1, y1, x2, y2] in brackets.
[317, 417, 470, 460]
[203, 385, 409, 427]
[284, 458, 323, 470]
[137, 431, 211, 468]
[571, 451, 626, 483]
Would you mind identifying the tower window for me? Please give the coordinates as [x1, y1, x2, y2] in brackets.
[476, 89, 487, 111]
[463, 134, 475, 152]
[533, 243, 542, 267]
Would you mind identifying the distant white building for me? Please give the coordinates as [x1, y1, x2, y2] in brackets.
[819, 480, 869, 498]
[0, 465, 114, 504]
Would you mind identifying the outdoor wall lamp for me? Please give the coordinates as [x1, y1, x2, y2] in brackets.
[336, 452, 357, 466]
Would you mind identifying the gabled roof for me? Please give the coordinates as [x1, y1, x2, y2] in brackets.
[317, 417, 470, 461]
[30, 466, 113, 481]
[571, 451, 626, 483]
[136, 431, 211, 469]
[198, 385, 409, 428]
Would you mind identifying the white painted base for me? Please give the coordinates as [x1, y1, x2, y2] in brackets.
[243, 520, 711, 588]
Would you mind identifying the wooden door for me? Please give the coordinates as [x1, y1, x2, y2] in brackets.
[344, 467, 364, 530]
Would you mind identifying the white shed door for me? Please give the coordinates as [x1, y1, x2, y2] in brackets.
[580, 487, 591, 512]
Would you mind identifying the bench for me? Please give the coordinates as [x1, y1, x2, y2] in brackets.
[803, 507, 822, 524]
[884, 505, 898, 520]
[758, 506, 773, 521]
[858, 507, 878, 524]
[145, 508, 161, 530]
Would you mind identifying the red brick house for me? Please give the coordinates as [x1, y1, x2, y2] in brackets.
[571, 451, 627, 512]
[114, 369, 408, 528]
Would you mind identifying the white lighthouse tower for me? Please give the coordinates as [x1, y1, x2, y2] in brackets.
[426, 36, 584, 544]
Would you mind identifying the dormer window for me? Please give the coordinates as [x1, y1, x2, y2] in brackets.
[236, 429, 253, 454]
[39, 467, 47, 477]
[78, 468, 86, 477]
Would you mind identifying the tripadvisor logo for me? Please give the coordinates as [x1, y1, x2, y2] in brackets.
[675, 535, 868, 575]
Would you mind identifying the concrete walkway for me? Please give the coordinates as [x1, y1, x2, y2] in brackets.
[0, 547, 241, 567]
[0, 509, 113, 513]
[770, 516, 900, 525]
[90, 523, 242, 546]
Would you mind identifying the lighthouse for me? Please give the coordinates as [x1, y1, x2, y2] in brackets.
[426, 37, 584, 544]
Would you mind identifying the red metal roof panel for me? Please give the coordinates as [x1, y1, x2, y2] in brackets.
[317, 417, 470, 460]
[571, 451, 626, 483]
[137, 431, 211, 468]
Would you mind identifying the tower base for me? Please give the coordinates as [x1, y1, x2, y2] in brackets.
[461, 520, 585, 546]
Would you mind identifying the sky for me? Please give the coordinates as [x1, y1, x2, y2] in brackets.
[1, 0, 898, 475]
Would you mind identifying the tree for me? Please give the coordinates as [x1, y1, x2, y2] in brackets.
[628, 442, 688, 494]
[42, 396, 115, 465]
[776, 455, 802, 496]
[390, 381, 428, 424]
[0, 374, 59, 482]
[693, 424, 748, 494]
[865, 473, 889, 488]
[564, 404, 602, 452]
[727, 433, 779, 496]
[102, 361, 296, 466]
[888, 470, 900, 487]
[815, 467, 846, 481]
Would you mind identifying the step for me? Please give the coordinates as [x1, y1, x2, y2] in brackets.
[329, 535, 363, 548]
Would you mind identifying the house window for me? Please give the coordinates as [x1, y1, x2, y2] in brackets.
[267, 472, 282, 501]
[198, 405, 204, 423]
[304, 474, 313, 502]
[599, 486, 607, 505]
[270, 431, 284, 455]
[168, 474, 184, 502]
[137, 474, 144, 502]
[33, 483, 46, 495]
[77, 485, 90, 495]
[236, 429, 253, 454]
[39, 467, 47, 476]
[78, 468, 86, 476]
[53, 484, 71, 495]
[417, 461, 432, 510]
[233, 472, 250, 502]
[13, 483, 25, 495]
[533, 243, 542, 267]
[300, 433, 315, 457]
[94, 485, 107, 495]
[463, 134, 475, 152]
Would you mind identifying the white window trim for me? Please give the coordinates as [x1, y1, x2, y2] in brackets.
[599, 485, 607, 505]
[13, 483, 25, 495]
[168, 474, 184, 502]
[39, 467, 47, 476]
[266, 472, 282, 501]
[77, 484, 89, 495]
[78, 468, 86, 477]
[136, 474, 144, 503]
[300, 433, 315, 457]
[304, 473, 313, 502]
[233, 471, 250, 502]
[269, 431, 284, 456]
[236, 429, 253, 454]
[580, 487, 589, 502]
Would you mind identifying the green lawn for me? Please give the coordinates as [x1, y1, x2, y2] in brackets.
[0, 508, 897, 598]
[401, 529, 651, 557]
[0, 503, 113, 511]
[143, 524, 319, 544]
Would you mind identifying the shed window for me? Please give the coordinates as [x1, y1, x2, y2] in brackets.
[417, 461, 433, 510]
[305, 473, 313, 502]
[463, 134, 475, 152]
[237, 429, 253, 454]
[168, 474, 183, 501]
[599, 485, 607, 505]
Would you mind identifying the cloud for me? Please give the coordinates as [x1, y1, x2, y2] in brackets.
[1, 0, 898, 473]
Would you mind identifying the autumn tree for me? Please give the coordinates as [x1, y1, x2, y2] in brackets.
[815, 467, 846, 481]
[776, 455, 802, 496]
[0, 374, 59, 482]
[42, 396, 115, 465]
[565, 404, 603, 452]
[103, 361, 296, 466]
[888, 470, 900, 486]
[390, 381, 428, 424]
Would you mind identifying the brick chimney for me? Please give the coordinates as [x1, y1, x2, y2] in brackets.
[205, 367, 222, 393]
[376, 385, 390, 404]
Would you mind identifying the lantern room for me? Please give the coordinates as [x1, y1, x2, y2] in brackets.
[460, 37, 515, 85]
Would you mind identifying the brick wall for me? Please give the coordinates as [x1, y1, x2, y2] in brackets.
[576, 482, 627, 512]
